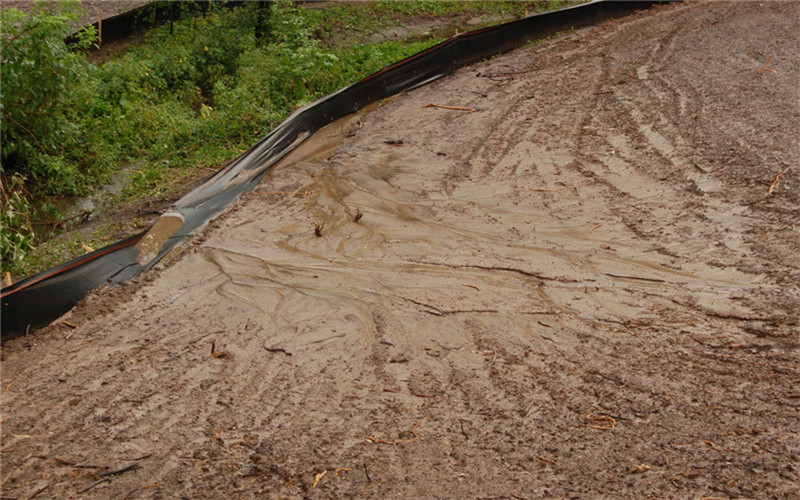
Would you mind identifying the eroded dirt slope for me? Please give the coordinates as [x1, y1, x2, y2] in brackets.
[2, 2, 798, 498]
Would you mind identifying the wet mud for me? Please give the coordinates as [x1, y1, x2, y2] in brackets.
[2, 2, 798, 498]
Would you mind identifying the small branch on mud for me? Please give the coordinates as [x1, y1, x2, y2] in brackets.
[522, 401, 536, 417]
[459, 419, 469, 439]
[462, 283, 480, 290]
[482, 68, 535, 78]
[754, 56, 776, 75]
[363, 463, 371, 483]
[99, 464, 141, 477]
[312, 470, 327, 488]
[209, 340, 229, 359]
[264, 347, 292, 356]
[583, 413, 616, 430]
[384, 139, 405, 146]
[334, 468, 352, 477]
[327, 150, 357, 161]
[605, 273, 666, 283]
[77, 478, 110, 494]
[368, 421, 420, 445]
[28, 484, 50, 499]
[424, 103, 475, 112]
[471, 90, 488, 98]
[768, 166, 790, 196]
[537, 455, 559, 466]
[413, 393, 435, 398]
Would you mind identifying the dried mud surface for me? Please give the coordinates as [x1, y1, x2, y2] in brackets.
[2, 2, 799, 498]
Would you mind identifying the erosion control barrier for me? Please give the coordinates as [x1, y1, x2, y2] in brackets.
[1, 0, 663, 341]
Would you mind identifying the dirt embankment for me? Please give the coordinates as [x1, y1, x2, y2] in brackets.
[2, 1, 798, 499]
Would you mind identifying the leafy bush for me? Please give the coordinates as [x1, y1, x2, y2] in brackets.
[0, 174, 35, 268]
[1, 1, 96, 194]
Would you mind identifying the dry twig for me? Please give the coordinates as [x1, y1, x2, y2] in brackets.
[210, 340, 228, 358]
[755, 56, 776, 75]
[768, 166, 790, 196]
[424, 103, 475, 112]
[77, 478, 109, 494]
[99, 464, 140, 477]
[584, 413, 616, 430]
[312, 470, 327, 488]
[537, 455, 559, 466]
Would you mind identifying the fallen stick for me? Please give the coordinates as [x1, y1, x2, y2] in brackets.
[605, 273, 666, 283]
[584, 413, 616, 430]
[754, 56, 776, 75]
[424, 103, 475, 112]
[537, 455, 559, 466]
[312, 470, 327, 488]
[77, 478, 109, 494]
[28, 484, 50, 499]
[99, 464, 140, 477]
[768, 166, 790, 196]
[363, 463, 371, 483]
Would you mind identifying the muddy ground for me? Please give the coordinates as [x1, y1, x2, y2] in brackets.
[2, 1, 799, 498]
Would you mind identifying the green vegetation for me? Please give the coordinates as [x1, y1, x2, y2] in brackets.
[1, 0, 563, 280]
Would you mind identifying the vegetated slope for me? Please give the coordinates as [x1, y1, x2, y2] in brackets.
[1, 1, 798, 499]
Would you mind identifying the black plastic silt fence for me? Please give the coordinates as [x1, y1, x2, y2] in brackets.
[1, 1, 664, 341]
